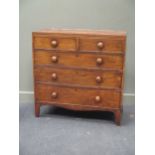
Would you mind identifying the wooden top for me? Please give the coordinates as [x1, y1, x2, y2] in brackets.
[33, 28, 126, 37]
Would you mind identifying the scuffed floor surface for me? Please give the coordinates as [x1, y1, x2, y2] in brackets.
[20, 98, 135, 155]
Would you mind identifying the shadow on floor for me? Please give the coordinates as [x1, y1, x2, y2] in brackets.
[41, 106, 114, 122]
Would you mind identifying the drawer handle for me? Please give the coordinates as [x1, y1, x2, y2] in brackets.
[51, 73, 57, 80]
[97, 41, 104, 49]
[51, 56, 58, 63]
[51, 92, 58, 99]
[96, 76, 102, 83]
[51, 40, 58, 48]
[96, 57, 103, 65]
[95, 96, 101, 102]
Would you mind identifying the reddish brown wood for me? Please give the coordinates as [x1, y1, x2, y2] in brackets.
[33, 51, 123, 70]
[32, 29, 126, 125]
[80, 38, 124, 52]
[39, 101, 119, 112]
[34, 36, 77, 51]
[114, 110, 121, 125]
[35, 103, 40, 117]
[36, 81, 121, 91]
[35, 83, 121, 108]
[34, 67, 122, 88]
[33, 28, 126, 37]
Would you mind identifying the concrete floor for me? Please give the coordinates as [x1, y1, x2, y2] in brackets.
[19, 97, 135, 155]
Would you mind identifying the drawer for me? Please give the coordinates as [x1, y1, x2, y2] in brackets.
[34, 67, 122, 88]
[34, 36, 77, 51]
[34, 51, 123, 70]
[35, 84, 121, 108]
[80, 38, 125, 52]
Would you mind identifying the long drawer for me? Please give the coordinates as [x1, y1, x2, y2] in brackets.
[34, 51, 123, 70]
[34, 67, 122, 88]
[35, 83, 121, 108]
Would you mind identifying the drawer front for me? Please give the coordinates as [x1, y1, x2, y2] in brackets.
[34, 51, 123, 70]
[80, 38, 125, 52]
[34, 36, 76, 51]
[35, 84, 121, 108]
[34, 67, 122, 88]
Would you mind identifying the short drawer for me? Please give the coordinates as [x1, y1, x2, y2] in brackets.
[35, 83, 121, 108]
[34, 51, 123, 70]
[34, 67, 122, 88]
[80, 38, 125, 52]
[33, 36, 77, 51]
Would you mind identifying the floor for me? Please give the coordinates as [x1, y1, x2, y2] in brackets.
[19, 97, 135, 155]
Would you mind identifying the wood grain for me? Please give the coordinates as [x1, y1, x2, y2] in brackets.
[35, 83, 121, 108]
[32, 29, 126, 125]
[33, 28, 126, 37]
[34, 36, 77, 51]
[34, 51, 123, 70]
[80, 38, 124, 52]
[34, 67, 122, 88]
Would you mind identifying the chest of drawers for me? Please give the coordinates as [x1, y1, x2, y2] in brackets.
[32, 29, 126, 125]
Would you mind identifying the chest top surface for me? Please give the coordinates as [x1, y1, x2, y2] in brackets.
[33, 28, 126, 37]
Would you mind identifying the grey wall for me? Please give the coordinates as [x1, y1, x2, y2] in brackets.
[19, 0, 135, 101]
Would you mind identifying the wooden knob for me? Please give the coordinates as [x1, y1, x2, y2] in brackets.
[95, 96, 101, 102]
[96, 76, 102, 83]
[96, 58, 103, 65]
[51, 56, 58, 63]
[51, 40, 58, 48]
[51, 73, 57, 80]
[51, 92, 58, 99]
[97, 41, 104, 49]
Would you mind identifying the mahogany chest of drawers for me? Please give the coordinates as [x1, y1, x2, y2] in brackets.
[32, 29, 126, 125]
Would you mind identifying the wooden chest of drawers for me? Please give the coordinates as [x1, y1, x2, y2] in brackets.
[32, 29, 126, 125]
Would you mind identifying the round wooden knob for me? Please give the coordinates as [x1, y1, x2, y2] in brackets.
[97, 41, 104, 49]
[96, 58, 103, 65]
[96, 76, 102, 83]
[51, 56, 58, 63]
[51, 92, 58, 99]
[51, 73, 57, 80]
[51, 40, 58, 48]
[95, 96, 101, 102]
